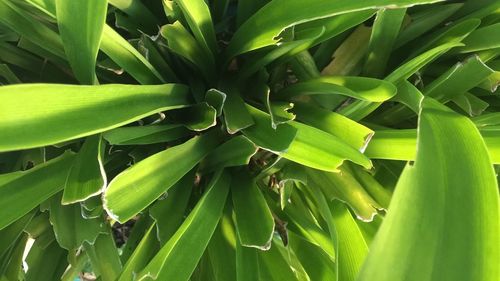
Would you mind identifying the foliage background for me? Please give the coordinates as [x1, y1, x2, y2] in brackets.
[0, 0, 499, 280]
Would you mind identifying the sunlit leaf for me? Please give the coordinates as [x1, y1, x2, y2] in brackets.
[104, 131, 221, 223]
[231, 170, 275, 249]
[227, 0, 445, 58]
[137, 170, 230, 281]
[0, 83, 190, 152]
[55, 0, 107, 84]
[62, 135, 106, 204]
[358, 99, 500, 281]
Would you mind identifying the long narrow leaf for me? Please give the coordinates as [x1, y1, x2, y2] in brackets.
[0, 83, 190, 152]
[358, 99, 500, 281]
[137, 170, 231, 281]
[104, 131, 221, 222]
[55, 0, 107, 84]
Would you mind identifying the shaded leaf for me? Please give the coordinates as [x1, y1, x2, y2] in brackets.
[276, 76, 397, 102]
[0, 152, 74, 230]
[49, 194, 106, 250]
[200, 136, 258, 173]
[62, 135, 106, 204]
[458, 22, 500, 53]
[118, 224, 159, 281]
[166, 103, 217, 131]
[149, 170, 195, 245]
[84, 231, 122, 281]
[103, 124, 191, 146]
[175, 0, 218, 55]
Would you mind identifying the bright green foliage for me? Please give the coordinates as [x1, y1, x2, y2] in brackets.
[55, 0, 108, 84]
[358, 99, 500, 281]
[0, 1, 499, 281]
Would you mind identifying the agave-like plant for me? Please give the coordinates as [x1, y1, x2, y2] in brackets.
[0, 0, 499, 280]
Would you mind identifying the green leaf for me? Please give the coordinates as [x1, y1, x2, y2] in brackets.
[321, 25, 372, 76]
[138, 35, 180, 83]
[363, 8, 406, 77]
[307, 167, 381, 221]
[236, 243, 260, 281]
[0, 83, 190, 152]
[244, 105, 371, 171]
[84, 231, 122, 281]
[222, 85, 255, 134]
[330, 201, 368, 281]
[62, 135, 106, 204]
[386, 42, 463, 83]
[7, 0, 163, 85]
[160, 22, 216, 82]
[265, 189, 336, 260]
[292, 102, 374, 151]
[458, 23, 500, 53]
[200, 136, 258, 173]
[25, 240, 67, 281]
[100, 26, 165, 84]
[118, 224, 159, 281]
[165, 103, 217, 131]
[149, 169, 195, 244]
[409, 18, 480, 58]
[287, 231, 336, 281]
[364, 129, 418, 161]
[380, 55, 494, 124]
[0, 42, 46, 76]
[238, 26, 325, 80]
[0, 152, 74, 230]
[103, 124, 191, 146]
[207, 206, 237, 281]
[0, 212, 34, 258]
[60, 249, 88, 281]
[347, 163, 392, 209]
[365, 128, 500, 164]
[394, 3, 462, 48]
[174, 0, 218, 55]
[276, 76, 397, 102]
[358, 99, 500, 281]
[236, 0, 268, 27]
[0, 0, 64, 58]
[104, 131, 221, 223]
[137, 170, 230, 281]
[2, 233, 28, 280]
[231, 170, 275, 249]
[284, 121, 372, 172]
[473, 111, 500, 127]
[0, 64, 21, 84]
[257, 239, 299, 281]
[297, 10, 375, 48]
[23, 213, 54, 248]
[49, 194, 106, 250]
[226, 0, 445, 58]
[242, 105, 298, 153]
[119, 215, 154, 262]
[452, 92, 489, 116]
[108, 0, 158, 33]
[424, 55, 494, 101]
[339, 41, 459, 119]
[205, 88, 226, 117]
[55, 0, 107, 84]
